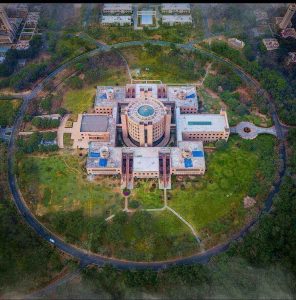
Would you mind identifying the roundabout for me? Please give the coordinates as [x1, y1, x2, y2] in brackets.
[7, 37, 287, 269]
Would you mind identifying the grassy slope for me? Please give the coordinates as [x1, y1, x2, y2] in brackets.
[0, 142, 65, 295]
[17, 153, 123, 218]
[169, 135, 277, 234]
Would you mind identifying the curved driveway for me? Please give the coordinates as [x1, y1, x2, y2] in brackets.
[7, 38, 287, 270]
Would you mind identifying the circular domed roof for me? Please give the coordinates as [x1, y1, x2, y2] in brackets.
[138, 105, 155, 117]
[126, 98, 166, 124]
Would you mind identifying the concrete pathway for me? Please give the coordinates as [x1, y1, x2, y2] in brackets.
[57, 114, 72, 148]
[231, 121, 277, 139]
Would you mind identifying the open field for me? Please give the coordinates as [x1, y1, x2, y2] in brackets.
[63, 87, 96, 114]
[17, 153, 123, 218]
[199, 88, 272, 127]
[169, 135, 278, 247]
[119, 46, 207, 83]
[129, 179, 163, 209]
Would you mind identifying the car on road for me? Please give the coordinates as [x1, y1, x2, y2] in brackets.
[49, 238, 55, 244]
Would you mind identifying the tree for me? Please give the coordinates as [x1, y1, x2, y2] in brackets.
[215, 139, 228, 151]
[67, 76, 83, 89]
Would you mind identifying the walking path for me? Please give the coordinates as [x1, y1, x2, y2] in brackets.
[231, 121, 277, 139]
[57, 114, 72, 149]
[6, 31, 288, 271]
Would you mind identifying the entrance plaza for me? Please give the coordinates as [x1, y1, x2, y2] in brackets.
[69, 82, 230, 189]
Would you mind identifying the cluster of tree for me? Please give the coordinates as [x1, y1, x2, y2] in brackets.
[0, 36, 43, 78]
[0, 142, 64, 294]
[67, 76, 83, 89]
[206, 41, 296, 125]
[230, 130, 296, 275]
[32, 117, 60, 129]
[9, 63, 48, 92]
[17, 132, 58, 154]
[0, 100, 19, 126]
[220, 91, 250, 116]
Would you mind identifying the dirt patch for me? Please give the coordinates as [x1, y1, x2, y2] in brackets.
[205, 88, 219, 99]
[236, 87, 253, 104]
[152, 34, 162, 40]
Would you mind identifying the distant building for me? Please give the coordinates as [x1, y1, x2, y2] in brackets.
[281, 28, 296, 39]
[279, 3, 296, 30]
[162, 15, 192, 26]
[0, 6, 20, 44]
[101, 15, 131, 26]
[262, 38, 279, 51]
[254, 9, 268, 22]
[227, 38, 245, 50]
[286, 52, 296, 65]
[102, 3, 132, 14]
[161, 3, 191, 14]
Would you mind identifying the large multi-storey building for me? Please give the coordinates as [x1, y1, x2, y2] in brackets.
[69, 82, 230, 190]
[279, 3, 296, 30]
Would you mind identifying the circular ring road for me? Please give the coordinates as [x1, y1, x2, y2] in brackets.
[7, 39, 287, 270]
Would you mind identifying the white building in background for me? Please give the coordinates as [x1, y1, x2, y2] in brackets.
[227, 38, 245, 50]
[262, 38, 279, 51]
[162, 15, 192, 26]
[161, 3, 191, 14]
[101, 15, 132, 26]
[102, 3, 132, 14]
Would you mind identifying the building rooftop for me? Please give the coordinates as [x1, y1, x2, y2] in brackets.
[87, 145, 122, 169]
[80, 115, 108, 132]
[167, 86, 198, 108]
[228, 38, 245, 49]
[281, 28, 296, 39]
[103, 3, 132, 11]
[132, 147, 160, 172]
[161, 3, 191, 12]
[262, 38, 279, 50]
[101, 15, 131, 24]
[176, 109, 229, 142]
[171, 141, 205, 170]
[162, 15, 192, 24]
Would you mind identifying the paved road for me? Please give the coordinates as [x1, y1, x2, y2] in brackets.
[7, 37, 287, 270]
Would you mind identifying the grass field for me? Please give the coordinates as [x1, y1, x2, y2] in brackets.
[199, 88, 272, 127]
[129, 180, 164, 209]
[17, 153, 123, 218]
[120, 46, 206, 83]
[63, 133, 73, 148]
[104, 210, 198, 261]
[169, 135, 278, 245]
[62, 87, 96, 114]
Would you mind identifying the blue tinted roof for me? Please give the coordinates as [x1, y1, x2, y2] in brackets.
[138, 105, 154, 117]
[186, 93, 196, 99]
[100, 93, 107, 100]
[99, 158, 107, 167]
[188, 121, 212, 126]
[90, 152, 100, 158]
[192, 150, 204, 157]
[141, 14, 153, 25]
[184, 158, 193, 168]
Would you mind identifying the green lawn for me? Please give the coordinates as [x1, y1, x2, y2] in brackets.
[63, 133, 73, 148]
[17, 154, 123, 218]
[169, 135, 277, 236]
[129, 180, 164, 209]
[63, 87, 95, 114]
[104, 210, 198, 261]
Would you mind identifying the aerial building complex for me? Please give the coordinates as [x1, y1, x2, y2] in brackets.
[69, 83, 230, 190]
[278, 3, 296, 30]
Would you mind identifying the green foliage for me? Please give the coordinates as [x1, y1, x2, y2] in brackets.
[0, 142, 64, 294]
[215, 139, 229, 151]
[40, 97, 52, 112]
[9, 63, 48, 91]
[31, 117, 60, 129]
[67, 76, 83, 89]
[0, 101, 18, 126]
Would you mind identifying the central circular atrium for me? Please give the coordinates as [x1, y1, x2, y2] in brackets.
[137, 105, 155, 117]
